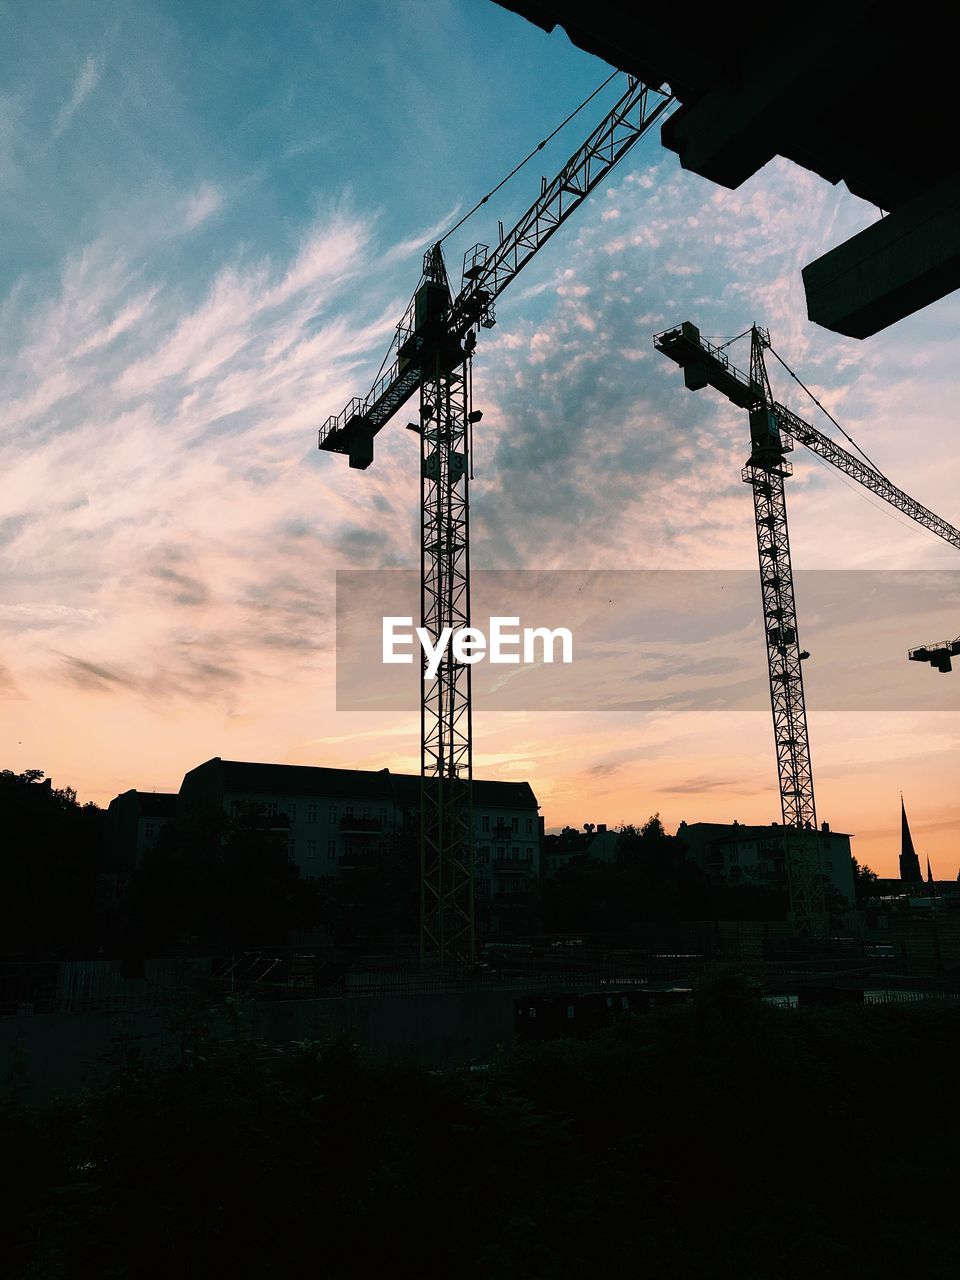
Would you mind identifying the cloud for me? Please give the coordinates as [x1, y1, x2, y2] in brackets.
[0, 177, 410, 720]
[149, 565, 210, 608]
[461, 152, 958, 586]
[0, 660, 25, 699]
[60, 655, 135, 692]
[53, 54, 102, 138]
[182, 185, 223, 231]
[661, 773, 765, 796]
[587, 761, 622, 777]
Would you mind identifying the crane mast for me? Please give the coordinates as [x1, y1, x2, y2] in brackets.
[655, 321, 960, 930]
[320, 76, 672, 967]
[417, 245, 474, 964]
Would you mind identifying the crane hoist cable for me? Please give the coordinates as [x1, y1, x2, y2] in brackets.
[709, 330, 890, 480]
[766, 343, 888, 479]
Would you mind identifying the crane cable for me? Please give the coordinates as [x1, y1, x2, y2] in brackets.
[438, 70, 622, 245]
[370, 71, 625, 393]
[766, 344, 889, 480]
[709, 331, 924, 538]
[713, 328, 753, 353]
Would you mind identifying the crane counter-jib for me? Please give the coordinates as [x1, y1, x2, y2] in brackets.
[653, 322, 762, 410]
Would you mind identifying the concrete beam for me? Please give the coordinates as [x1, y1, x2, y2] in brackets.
[803, 171, 960, 338]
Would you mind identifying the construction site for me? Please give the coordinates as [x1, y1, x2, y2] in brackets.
[313, 5, 960, 973]
[4, 6, 960, 1277]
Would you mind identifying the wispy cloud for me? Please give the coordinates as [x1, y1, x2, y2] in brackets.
[53, 54, 103, 138]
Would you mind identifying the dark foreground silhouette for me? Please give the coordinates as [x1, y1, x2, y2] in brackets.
[3, 975, 955, 1279]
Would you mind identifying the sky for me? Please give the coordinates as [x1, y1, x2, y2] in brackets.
[1, 0, 958, 877]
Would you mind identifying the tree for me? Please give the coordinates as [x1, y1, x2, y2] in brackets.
[0, 769, 104, 953]
[125, 803, 320, 951]
[851, 857, 880, 905]
[314, 819, 420, 947]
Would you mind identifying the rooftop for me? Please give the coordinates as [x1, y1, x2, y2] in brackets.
[184, 758, 539, 811]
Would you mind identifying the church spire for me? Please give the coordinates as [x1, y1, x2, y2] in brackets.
[899, 795, 923, 884]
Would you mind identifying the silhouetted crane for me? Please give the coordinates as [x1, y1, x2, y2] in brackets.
[908, 636, 960, 672]
[655, 321, 960, 930]
[320, 76, 672, 966]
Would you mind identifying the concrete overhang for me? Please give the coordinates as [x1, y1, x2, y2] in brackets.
[494, 0, 960, 337]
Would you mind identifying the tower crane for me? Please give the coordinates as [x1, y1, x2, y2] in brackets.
[654, 322, 960, 930]
[319, 76, 673, 967]
[908, 636, 960, 673]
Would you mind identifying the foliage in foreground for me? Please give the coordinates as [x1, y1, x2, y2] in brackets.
[2, 980, 957, 1279]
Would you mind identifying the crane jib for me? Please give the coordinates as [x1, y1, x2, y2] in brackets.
[320, 76, 673, 468]
[654, 321, 960, 553]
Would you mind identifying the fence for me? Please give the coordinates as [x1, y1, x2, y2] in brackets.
[1, 958, 212, 1016]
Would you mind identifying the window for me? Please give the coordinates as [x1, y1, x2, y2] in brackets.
[267, 802, 278, 817]
[525, 847, 533, 860]
[362, 806, 370, 819]
[328, 805, 337, 822]
[511, 845, 519, 858]
[477, 846, 489, 863]
[145, 823, 155, 840]
[477, 880, 489, 897]
[327, 840, 337, 857]
[229, 800, 242, 817]
[482, 815, 490, 833]
[511, 817, 519, 833]
[345, 805, 354, 817]
[308, 804, 318, 823]
[307, 840, 317, 859]
[287, 839, 296, 860]
[288, 803, 297, 822]
[525, 818, 533, 835]
[379, 808, 387, 824]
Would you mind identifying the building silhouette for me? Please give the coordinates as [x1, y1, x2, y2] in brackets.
[678, 819, 856, 907]
[542, 823, 618, 876]
[103, 789, 177, 870]
[108, 758, 541, 915]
